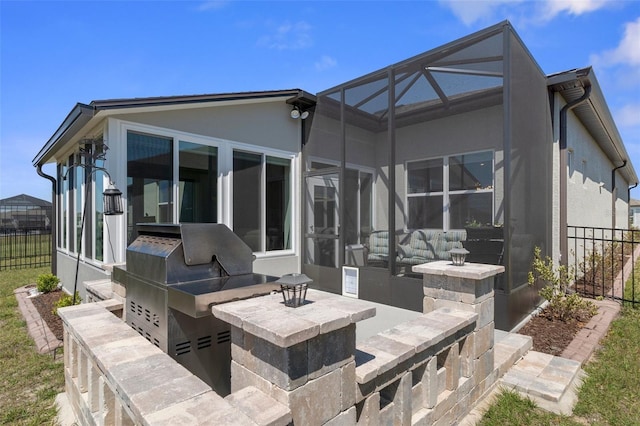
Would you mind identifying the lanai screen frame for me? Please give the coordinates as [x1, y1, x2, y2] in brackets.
[302, 21, 552, 330]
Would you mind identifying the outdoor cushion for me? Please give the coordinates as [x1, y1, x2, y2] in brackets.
[367, 231, 390, 262]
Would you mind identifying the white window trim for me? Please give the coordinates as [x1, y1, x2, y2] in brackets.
[115, 119, 299, 260]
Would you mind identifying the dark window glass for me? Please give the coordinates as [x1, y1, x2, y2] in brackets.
[408, 159, 443, 193]
[449, 152, 493, 191]
[95, 159, 104, 261]
[127, 131, 173, 243]
[266, 156, 291, 250]
[233, 151, 262, 251]
[408, 196, 443, 229]
[179, 142, 218, 223]
[450, 193, 493, 228]
[68, 155, 74, 252]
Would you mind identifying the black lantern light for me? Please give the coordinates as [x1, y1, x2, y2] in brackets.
[277, 273, 312, 307]
[103, 186, 123, 216]
[449, 248, 470, 266]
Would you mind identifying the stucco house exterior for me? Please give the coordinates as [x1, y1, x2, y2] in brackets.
[33, 21, 637, 331]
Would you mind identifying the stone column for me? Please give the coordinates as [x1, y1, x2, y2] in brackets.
[212, 289, 375, 426]
[413, 261, 504, 399]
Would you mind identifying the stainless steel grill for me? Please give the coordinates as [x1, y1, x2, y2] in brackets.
[114, 223, 280, 396]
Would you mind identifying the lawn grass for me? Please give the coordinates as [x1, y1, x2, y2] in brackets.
[479, 388, 582, 426]
[623, 261, 640, 305]
[0, 266, 64, 425]
[480, 307, 640, 425]
[573, 307, 640, 424]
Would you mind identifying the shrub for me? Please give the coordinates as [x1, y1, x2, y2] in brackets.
[53, 292, 81, 315]
[528, 246, 597, 322]
[36, 273, 60, 293]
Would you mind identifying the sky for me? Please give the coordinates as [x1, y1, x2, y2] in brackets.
[1, 0, 639, 202]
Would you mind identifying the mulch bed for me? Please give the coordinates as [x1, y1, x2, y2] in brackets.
[517, 310, 587, 356]
[31, 289, 65, 341]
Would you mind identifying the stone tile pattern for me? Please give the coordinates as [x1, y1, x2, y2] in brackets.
[214, 273, 506, 426]
[58, 261, 541, 426]
[214, 290, 375, 425]
[58, 302, 291, 426]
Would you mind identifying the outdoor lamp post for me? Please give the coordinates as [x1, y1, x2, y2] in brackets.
[449, 248, 470, 266]
[277, 273, 312, 307]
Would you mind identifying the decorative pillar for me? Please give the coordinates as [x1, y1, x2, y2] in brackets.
[212, 289, 375, 425]
[413, 261, 504, 396]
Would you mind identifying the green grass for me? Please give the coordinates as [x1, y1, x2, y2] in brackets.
[0, 267, 64, 426]
[623, 262, 640, 305]
[573, 307, 640, 424]
[481, 307, 640, 425]
[479, 388, 582, 426]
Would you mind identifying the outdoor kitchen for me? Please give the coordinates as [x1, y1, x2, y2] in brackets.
[57, 225, 541, 425]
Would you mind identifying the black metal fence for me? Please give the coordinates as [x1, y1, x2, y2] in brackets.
[0, 205, 52, 270]
[568, 225, 640, 307]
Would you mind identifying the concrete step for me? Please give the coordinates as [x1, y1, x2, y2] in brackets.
[500, 350, 583, 415]
[493, 330, 533, 378]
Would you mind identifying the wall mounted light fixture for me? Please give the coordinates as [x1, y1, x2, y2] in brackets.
[290, 106, 309, 120]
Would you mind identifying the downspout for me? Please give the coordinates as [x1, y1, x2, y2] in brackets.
[559, 83, 591, 267]
[611, 160, 627, 229]
[36, 164, 57, 275]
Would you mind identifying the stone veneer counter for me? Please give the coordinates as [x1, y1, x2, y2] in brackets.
[211, 289, 376, 347]
[413, 260, 505, 279]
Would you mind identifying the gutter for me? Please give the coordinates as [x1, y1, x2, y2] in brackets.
[559, 83, 591, 267]
[611, 160, 627, 228]
[36, 165, 57, 275]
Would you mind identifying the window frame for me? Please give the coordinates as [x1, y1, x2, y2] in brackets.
[406, 149, 495, 231]
[118, 120, 297, 259]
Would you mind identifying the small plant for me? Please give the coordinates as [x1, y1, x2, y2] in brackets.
[53, 292, 81, 315]
[36, 273, 60, 293]
[528, 247, 597, 322]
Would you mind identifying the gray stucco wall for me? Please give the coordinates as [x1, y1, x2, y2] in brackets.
[111, 101, 300, 153]
[56, 251, 110, 298]
[565, 110, 630, 229]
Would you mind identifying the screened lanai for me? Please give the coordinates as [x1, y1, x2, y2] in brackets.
[301, 21, 552, 330]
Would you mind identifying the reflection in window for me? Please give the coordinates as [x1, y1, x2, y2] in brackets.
[407, 151, 493, 230]
[450, 193, 493, 229]
[233, 151, 292, 252]
[95, 159, 104, 261]
[233, 151, 262, 251]
[127, 131, 173, 243]
[179, 142, 217, 223]
[345, 169, 373, 245]
[408, 196, 443, 229]
[266, 156, 291, 251]
[408, 159, 443, 193]
[450, 152, 493, 191]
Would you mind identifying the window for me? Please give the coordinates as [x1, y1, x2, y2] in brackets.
[127, 131, 173, 243]
[233, 150, 292, 252]
[407, 151, 494, 229]
[407, 159, 444, 229]
[94, 158, 104, 261]
[179, 141, 218, 223]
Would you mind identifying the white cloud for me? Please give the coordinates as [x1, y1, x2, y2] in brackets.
[590, 17, 640, 68]
[616, 103, 640, 128]
[257, 21, 313, 50]
[440, 0, 612, 26]
[542, 0, 609, 19]
[315, 55, 337, 72]
[438, 0, 520, 26]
